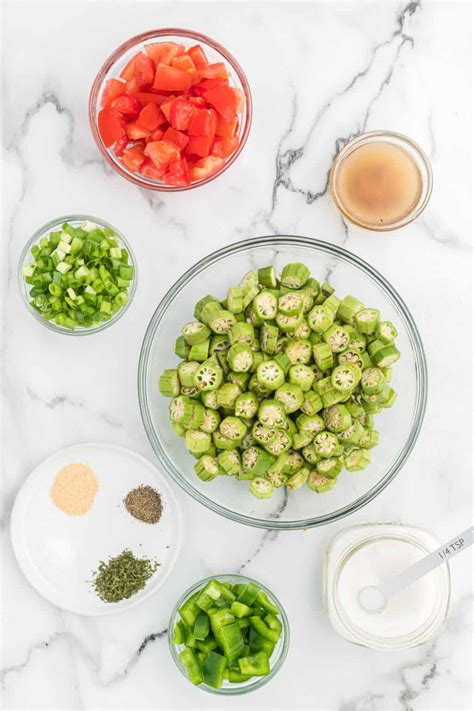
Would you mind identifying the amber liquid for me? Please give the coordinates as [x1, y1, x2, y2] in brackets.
[335, 141, 423, 228]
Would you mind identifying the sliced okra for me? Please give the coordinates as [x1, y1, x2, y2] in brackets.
[200, 409, 221, 434]
[169, 395, 196, 426]
[227, 343, 254, 372]
[256, 360, 285, 390]
[260, 322, 279, 354]
[200, 300, 222, 325]
[273, 352, 291, 374]
[313, 342, 334, 371]
[355, 307, 380, 334]
[242, 284, 260, 310]
[239, 270, 259, 291]
[253, 290, 278, 320]
[345, 448, 371, 471]
[159, 368, 180, 397]
[376, 321, 398, 344]
[337, 419, 364, 444]
[289, 364, 315, 392]
[323, 324, 351, 353]
[313, 431, 340, 458]
[208, 309, 237, 334]
[321, 388, 344, 408]
[323, 293, 341, 314]
[249, 477, 273, 499]
[228, 322, 255, 345]
[195, 455, 221, 481]
[337, 295, 365, 324]
[288, 321, 312, 339]
[278, 291, 304, 316]
[265, 468, 288, 488]
[296, 413, 325, 435]
[275, 383, 304, 413]
[286, 465, 310, 490]
[242, 446, 276, 479]
[302, 442, 320, 464]
[282, 449, 304, 475]
[380, 387, 397, 408]
[177, 361, 199, 387]
[263, 429, 292, 455]
[216, 383, 241, 408]
[307, 470, 335, 493]
[212, 430, 240, 450]
[227, 371, 250, 391]
[358, 428, 380, 449]
[225, 287, 244, 314]
[331, 364, 360, 393]
[193, 359, 223, 391]
[201, 389, 218, 410]
[209, 335, 230, 353]
[219, 416, 247, 442]
[300, 390, 323, 415]
[307, 304, 334, 333]
[258, 265, 277, 289]
[275, 310, 304, 333]
[338, 348, 371, 370]
[217, 449, 242, 476]
[175, 335, 190, 359]
[370, 342, 401, 368]
[316, 457, 342, 479]
[280, 262, 310, 289]
[315, 280, 334, 304]
[189, 339, 210, 362]
[323, 404, 352, 433]
[194, 295, 219, 321]
[185, 430, 212, 455]
[250, 351, 266, 372]
[285, 339, 312, 364]
[292, 431, 314, 450]
[248, 374, 272, 399]
[258, 399, 286, 428]
[252, 421, 277, 445]
[182, 321, 211, 345]
[361, 367, 385, 395]
[235, 391, 259, 419]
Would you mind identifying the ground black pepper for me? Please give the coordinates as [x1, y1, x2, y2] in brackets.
[124, 485, 163, 524]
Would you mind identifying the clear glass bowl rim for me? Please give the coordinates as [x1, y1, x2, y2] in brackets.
[18, 213, 138, 336]
[88, 27, 253, 192]
[329, 130, 433, 231]
[168, 573, 290, 695]
[138, 234, 428, 529]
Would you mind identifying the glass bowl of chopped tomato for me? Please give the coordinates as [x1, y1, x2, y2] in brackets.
[89, 29, 252, 191]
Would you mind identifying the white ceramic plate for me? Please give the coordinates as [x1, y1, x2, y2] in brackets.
[10, 442, 182, 615]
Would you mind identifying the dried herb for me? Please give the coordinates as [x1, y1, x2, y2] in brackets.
[91, 549, 159, 603]
[124, 485, 163, 524]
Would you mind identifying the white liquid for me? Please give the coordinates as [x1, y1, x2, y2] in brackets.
[337, 538, 439, 638]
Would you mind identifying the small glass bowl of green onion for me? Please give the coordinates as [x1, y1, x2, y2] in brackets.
[18, 215, 137, 335]
[168, 573, 290, 695]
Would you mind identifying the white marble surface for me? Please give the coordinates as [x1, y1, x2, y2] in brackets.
[1, 1, 472, 709]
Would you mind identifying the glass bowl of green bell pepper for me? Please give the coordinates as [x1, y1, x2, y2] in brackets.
[18, 214, 137, 335]
[168, 573, 290, 694]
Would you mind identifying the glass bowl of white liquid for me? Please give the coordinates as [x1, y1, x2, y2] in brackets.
[323, 522, 451, 650]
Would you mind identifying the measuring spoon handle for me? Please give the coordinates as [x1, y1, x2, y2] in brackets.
[380, 525, 474, 599]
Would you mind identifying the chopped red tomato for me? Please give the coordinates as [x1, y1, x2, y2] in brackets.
[140, 157, 166, 180]
[164, 158, 190, 186]
[110, 94, 141, 119]
[136, 92, 167, 106]
[204, 85, 236, 123]
[144, 140, 181, 172]
[134, 53, 155, 87]
[171, 54, 196, 73]
[98, 108, 125, 147]
[212, 135, 239, 158]
[121, 145, 146, 172]
[199, 63, 228, 80]
[101, 78, 126, 109]
[163, 127, 189, 150]
[187, 45, 208, 69]
[120, 54, 137, 81]
[187, 135, 212, 158]
[153, 64, 192, 92]
[189, 155, 225, 182]
[136, 103, 164, 131]
[97, 40, 245, 186]
[145, 42, 184, 65]
[169, 98, 197, 131]
[216, 114, 238, 138]
[126, 122, 151, 140]
[188, 108, 216, 137]
[113, 135, 129, 156]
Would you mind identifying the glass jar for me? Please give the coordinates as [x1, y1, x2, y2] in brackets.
[323, 522, 451, 650]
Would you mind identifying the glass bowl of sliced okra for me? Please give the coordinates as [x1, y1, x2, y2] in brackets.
[18, 215, 137, 335]
[168, 574, 289, 694]
[139, 235, 427, 529]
